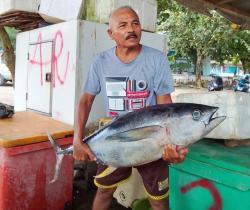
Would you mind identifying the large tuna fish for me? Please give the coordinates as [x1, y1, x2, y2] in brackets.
[48, 103, 226, 182]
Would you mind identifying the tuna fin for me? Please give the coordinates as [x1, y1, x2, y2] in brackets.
[94, 166, 118, 178]
[106, 125, 163, 142]
[47, 132, 65, 183]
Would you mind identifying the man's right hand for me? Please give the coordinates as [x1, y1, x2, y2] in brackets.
[73, 139, 96, 162]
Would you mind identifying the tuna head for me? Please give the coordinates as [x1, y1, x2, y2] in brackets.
[165, 103, 226, 146]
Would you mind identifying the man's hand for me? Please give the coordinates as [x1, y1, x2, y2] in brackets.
[162, 144, 188, 164]
[73, 139, 96, 162]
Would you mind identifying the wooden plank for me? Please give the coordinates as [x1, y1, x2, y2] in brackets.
[216, 0, 237, 6]
[0, 111, 73, 148]
[206, 0, 250, 18]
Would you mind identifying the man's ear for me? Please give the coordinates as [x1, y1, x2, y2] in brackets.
[107, 29, 113, 40]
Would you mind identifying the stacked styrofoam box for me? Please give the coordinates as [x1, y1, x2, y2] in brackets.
[38, 0, 84, 23]
[175, 91, 250, 140]
[95, 0, 157, 32]
[0, 0, 40, 15]
[113, 168, 146, 208]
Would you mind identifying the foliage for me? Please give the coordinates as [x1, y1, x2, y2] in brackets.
[0, 27, 17, 49]
[157, 1, 231, 61]
[0, 27, 16, 85]
[156, 0, 250, 85]
[170, 61, 192, 73]
[228, 30, 250, 73]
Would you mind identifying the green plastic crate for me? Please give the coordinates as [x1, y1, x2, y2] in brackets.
[169, 139, 250, 210]
[132, 198, 152, 210]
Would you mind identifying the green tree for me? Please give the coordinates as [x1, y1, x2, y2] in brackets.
[157, 1, 232, 87]
[229, 31, 250, 73]
[0, 27, 17, 84]
[208, 28, 250, 73]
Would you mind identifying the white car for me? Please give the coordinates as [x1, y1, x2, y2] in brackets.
[0, 65, 12, 86]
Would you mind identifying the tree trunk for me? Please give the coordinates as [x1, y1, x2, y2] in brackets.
[240, 58, 250, 74]
[195, 53, 203, 88]
[192, 55, 197, 76]
[0, 27, 15, 86]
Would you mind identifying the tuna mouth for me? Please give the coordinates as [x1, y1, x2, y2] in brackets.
[208, 107, 226, 124]
[203, 107, 226, 132]
[202, 107, 226, 136]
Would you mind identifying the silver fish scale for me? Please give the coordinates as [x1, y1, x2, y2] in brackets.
[49, 103, 226, 182]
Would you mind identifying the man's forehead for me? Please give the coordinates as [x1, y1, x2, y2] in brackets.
[109, 8, 139, 24]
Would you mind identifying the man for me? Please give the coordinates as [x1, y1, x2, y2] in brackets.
[73, 6, 188, 210]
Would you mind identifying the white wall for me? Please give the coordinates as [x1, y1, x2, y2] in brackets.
[15, 20, 78, 125]
[15, 31, 30, 111]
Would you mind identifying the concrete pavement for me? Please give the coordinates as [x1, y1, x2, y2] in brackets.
[0, 84, 14, 105]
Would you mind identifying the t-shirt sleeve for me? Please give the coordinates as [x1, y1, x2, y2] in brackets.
[153, 53, 174, 95]
[82, 59, 101, 95]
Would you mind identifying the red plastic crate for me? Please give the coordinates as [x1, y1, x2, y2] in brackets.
[0, 112, 74, 210]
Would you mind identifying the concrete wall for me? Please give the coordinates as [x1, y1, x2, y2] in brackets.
[176, 91, 250, 140]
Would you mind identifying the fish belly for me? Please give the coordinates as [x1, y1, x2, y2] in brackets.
[89, 138, 165, 167]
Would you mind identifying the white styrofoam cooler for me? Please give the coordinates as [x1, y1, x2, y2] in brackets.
[113, 168, 146, 208]
[88, 0, 157, 32]
[175, 91, 250, 140]
[14, 20, 166, 126]
[0, 0, 83, 24]
[0, 0, 40, 14]
[38, 0, 84, 23]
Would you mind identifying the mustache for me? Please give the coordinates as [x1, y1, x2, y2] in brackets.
[125, 33, 138, 40]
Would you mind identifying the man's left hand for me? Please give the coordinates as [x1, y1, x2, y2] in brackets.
[162, 144, 188, 164]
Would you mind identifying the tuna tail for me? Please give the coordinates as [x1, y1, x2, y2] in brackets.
[47, 133, 73, 183]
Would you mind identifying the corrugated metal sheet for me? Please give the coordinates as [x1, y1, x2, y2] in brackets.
[175, 0, 250, 29]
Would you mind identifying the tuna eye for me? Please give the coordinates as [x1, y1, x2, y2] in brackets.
[192, 110, 202, 121]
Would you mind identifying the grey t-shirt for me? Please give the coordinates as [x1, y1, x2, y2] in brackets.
[83, 45, 174, 117]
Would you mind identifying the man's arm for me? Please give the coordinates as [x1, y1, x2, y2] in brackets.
[156, 93, 188, 163]
[156, 93, 172, 104]
[73, 92, 96, 161]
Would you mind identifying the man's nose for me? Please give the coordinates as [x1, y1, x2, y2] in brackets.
[127, 23, 135, 32]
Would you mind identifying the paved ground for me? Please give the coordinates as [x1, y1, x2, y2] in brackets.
[0, 83, 14, 105]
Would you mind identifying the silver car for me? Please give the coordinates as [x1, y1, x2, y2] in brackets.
[0, 65, 12, 85]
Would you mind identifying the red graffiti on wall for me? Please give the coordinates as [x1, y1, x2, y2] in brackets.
[181, 179, 222, 210]
[29, 30, 70, 87]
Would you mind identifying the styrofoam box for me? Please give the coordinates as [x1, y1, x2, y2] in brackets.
[0, 0, 40, 15]
[95, 0, 157, 32]
[175, 91, 250, 140]
[38, 0, 84, 23]
[113, 168, 146, 208]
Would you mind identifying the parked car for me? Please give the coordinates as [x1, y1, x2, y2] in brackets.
[0, 65, 12, 86]
[207, 74, 223, 91]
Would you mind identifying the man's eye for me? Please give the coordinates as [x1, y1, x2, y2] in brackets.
[119, 24, 126, 28]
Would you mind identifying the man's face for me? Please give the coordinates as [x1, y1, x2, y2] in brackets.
[108, 8, 142, 48]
